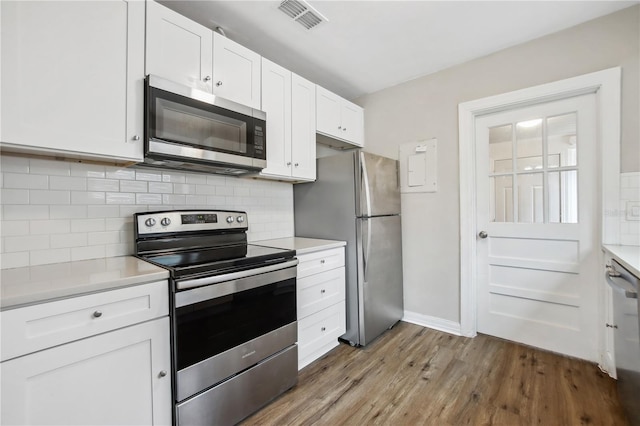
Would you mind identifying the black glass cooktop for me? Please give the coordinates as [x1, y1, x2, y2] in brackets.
[140, 243, 295, 281]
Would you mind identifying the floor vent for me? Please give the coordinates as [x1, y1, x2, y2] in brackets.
[278, 0, 328, 30]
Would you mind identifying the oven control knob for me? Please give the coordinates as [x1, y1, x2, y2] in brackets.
[226, 216, 234, 224]
[160, 217, 171, 227]
[237, 216, 245, 223]
[145, 218, 156, 227]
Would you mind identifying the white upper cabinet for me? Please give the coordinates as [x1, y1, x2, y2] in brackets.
[213, 32, 261, 109]
[316, 85, 364, 147]
[259, 58, 315, 182]
[291, 74, 317, 181]
[146, 0, 213, 92]
[0, 0, 145, 162]
[146, 1, 261, 109]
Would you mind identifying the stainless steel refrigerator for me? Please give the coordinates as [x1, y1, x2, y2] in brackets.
[294, 150, 403, 346]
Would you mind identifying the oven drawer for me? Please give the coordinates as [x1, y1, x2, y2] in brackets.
[297, 247, 345, 279]
[1, 280, 169, 361]
[298, 300, 346, 364]
[297, 267, 345, 319]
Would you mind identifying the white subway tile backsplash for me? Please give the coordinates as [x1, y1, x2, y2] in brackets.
[620, 172, 640, 246]
[5, 235, 49, 252]
[149, 182, 173, 193]
[50, 205, 87, 219]
[31, 220, 71, 235]
[120, 180, 148, 193]
[71, 191, 105, 205]
[4, 205, 49, 220]
[71, 219, 105, 233]
[1, 156, 30, 173]
[1, 189, 30, 204]
[51, 233, 88, 248]
[70, 163, 105, 178]
[2, 251, 30, 269]
[29, 158, 70, 176]
[1, 154, 294, 268]
[50, 176, 87, 191]
[87, 178, 120, 192]
[30, 190, 70, 205]
[4, 173, 48, 189]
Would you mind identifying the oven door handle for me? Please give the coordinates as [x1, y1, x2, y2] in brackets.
[175, 259, 299, 306]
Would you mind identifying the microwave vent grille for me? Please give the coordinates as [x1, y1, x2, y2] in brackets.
[278, 0, 327, 30]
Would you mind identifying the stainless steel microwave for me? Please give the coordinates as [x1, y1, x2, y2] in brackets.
[142, 75, 267, 175]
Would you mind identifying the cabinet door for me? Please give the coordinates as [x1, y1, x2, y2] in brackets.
[291, 74, 317, 181]
[340, 101, 364, 147]
[316, 85, 342, 139]
[213, 32, 261, 109]
[146, 0, 213, 92]
[1, 317, 172, 426]
[1, 1, 144, 161]
[260, 58, 292, 177]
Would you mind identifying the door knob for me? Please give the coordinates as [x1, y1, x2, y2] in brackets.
[478, 231, 488, 239]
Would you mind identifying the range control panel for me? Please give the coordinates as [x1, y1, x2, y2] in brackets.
[135, 210, 248, 235]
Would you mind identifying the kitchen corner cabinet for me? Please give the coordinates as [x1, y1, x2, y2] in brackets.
[316, 86, 364, 147]
[0, 1, 145, 162]
[0, 281, 171, 426]
[297, 247, 346, 369]
[146, 1, 261, 109]
[259, 58, 316, 182]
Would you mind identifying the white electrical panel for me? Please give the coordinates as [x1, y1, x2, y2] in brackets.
[399, 139, 437, 193]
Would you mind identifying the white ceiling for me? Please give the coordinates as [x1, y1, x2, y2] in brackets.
[159, 1, 637, 100]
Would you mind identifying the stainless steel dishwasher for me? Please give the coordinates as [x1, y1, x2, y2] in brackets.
[606, 259, 639, 424]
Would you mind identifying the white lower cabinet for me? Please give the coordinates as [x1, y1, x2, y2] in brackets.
[0, 282, 172, 426]
[297, 247, 346, 369]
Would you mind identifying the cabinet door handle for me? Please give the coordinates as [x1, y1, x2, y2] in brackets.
[158, 370, 168, 378]
[216, 81, 223, 87]
[286, 162, 292, 166]
[321, 327, 326, 332]
[203, 76, 211, 82]
[343, 127, 347, 132]
[320, 259, 325, 264]
[294, 163, 299, 167]
[92, 310, 103, 318]
[321, 289, 326, 294]
[132, 135, 140, 141]
[338, 126, 342, 130]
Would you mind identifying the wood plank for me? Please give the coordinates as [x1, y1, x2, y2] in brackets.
[242, 322, 628, 426]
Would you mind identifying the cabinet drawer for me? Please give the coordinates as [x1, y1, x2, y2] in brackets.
[298, 267, 345, 319]
[298, 301, 346, 362]
[297, 247, 345, 279]
[1, 280, 169, 362]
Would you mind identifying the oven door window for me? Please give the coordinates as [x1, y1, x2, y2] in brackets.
[175, 277, 296, 370]
[149, 89, 253, 157]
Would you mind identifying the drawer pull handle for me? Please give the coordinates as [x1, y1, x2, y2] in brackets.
[321, 327, 326, 332]
[158, 370, 168, 378]
[320, 259, 325, 264]
[92, 310, 103, 318]
[321, 289, 326, 294]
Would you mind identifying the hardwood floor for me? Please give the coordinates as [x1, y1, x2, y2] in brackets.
[243, 322, 628, 425]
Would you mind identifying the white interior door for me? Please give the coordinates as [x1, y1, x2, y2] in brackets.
[475, 94, 599, 361]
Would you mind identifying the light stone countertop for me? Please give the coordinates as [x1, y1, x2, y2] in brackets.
[602, 245, 640, 277]
[254, 237, 346, 255]
[1, 256, 169, 311]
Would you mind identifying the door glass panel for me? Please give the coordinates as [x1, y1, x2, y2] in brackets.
[547, 113, 577, 167]
[490, 175, 513, 222]
[516, 119, 542, 172]
[549, 170, 578, 223]
[517, 173, 543, 223]
[489, 124, 513, 173]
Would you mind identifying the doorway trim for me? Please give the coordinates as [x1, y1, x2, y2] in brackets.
[458, 67, 621, 339]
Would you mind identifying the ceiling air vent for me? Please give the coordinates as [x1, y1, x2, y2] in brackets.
[278, 0, 328, 30]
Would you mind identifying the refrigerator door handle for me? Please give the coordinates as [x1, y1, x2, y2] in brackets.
[360, 151, 372, 217]
[362, 217, 372, 283]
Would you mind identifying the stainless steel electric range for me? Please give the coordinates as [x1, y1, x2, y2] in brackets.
[134, 210, 298, 425]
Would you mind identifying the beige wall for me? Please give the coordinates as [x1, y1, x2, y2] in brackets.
[354, 6, 640, 324]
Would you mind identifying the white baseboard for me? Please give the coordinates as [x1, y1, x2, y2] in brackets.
[402, 310, 464, 336]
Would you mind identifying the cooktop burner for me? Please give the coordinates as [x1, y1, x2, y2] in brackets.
[133, 210, 296, 285]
